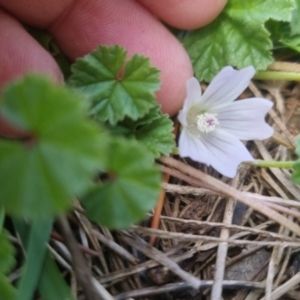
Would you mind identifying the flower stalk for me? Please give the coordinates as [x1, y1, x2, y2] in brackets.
[255, 71, 300, 81]
[244, 160, 294, 169]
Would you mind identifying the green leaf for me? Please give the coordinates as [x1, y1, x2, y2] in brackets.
[267, 18, 300, 53]
[267, 20, 300, 54]
[38, 253, 76, 300]
[109, 105, 175, 158]
[0, 208, 5, 230]
[280, 34, 300, 52]
[291, 0, 300, 35]
[69, 45, 161, 125]
[182, 0, 296, 81]
[0, 274, 17, 300]
[82, 138, 161, 228]
[16, 219, 53, 300]
[13, 219, 76, 300]
[292, 138, 300, 183]
[0, 232, 15, 274]
[0, 232, 17, 300]
[0, 75, 107, 219]
[293, 161, 300, 183]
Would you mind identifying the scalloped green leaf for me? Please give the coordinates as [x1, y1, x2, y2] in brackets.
[69, 45, 161, 125]
[109, 106, 175, 158]
[82, 138, 161, 229]
[182, 0, 295, 81]
[0, 75, 107, 219]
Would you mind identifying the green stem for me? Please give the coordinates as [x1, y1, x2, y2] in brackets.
[244, 160, 294, 169]
[0, 208, 4, 231]
[172, 147, 294, 169]
[172, 147, 179, 155]
[254, 71, 300, 81]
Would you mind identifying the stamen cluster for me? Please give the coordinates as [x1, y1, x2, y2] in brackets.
[196, 112, 219, 133]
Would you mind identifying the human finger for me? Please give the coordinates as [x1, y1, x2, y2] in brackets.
[0, 8, 62, 136]
[138, 0, 227, 30]
[48, 0, 193, 115]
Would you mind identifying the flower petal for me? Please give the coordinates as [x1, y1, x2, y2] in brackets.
[215, 98, 274, 140]
[200, 129, 254, 177]
[200, 66, 255, 109]
[178, 77, 202, 126]
[184, 77, 202, 110]
[177, 109, 187, 126]
[178, 128, 253, 178]
[178, 128, 211, 166]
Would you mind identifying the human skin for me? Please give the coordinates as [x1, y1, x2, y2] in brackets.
[0, 0, 226, 136]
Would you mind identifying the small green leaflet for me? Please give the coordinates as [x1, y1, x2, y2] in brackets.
[292, 138, 300, 184]
[82, 138, 161, 229]
[69, 45, 161, 125]
[280, 35, 300, 52]
[291, 0, 300, 35]
[182, 0, 296, 81]
[0, 75, 107, 219]
[267, 19, 300, 54]
[0, 232, 17, 300]
[109, 105, 175, 159]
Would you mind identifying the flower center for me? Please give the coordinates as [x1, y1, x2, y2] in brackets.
[196, 112, 219, 133]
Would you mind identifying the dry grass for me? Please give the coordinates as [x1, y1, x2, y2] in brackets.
[21, 76, 300, 299]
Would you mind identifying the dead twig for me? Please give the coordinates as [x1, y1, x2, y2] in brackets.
[57, 216, 114, 300]
[121, 233, 202, 289]
[211, 176, 239, 298]
[114, 280, 267, 300]
[159, 156, 300, 237]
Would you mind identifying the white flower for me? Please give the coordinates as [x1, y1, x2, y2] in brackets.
[178, 66, 274, 178]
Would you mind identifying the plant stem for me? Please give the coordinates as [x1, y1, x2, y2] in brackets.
[172, 147, 294, 169]
[159, 156, 300, 236]
[244, 160, 294, 169]
[0, 208, 5, 230]
[254, 71, 300, 81]
[172, 147, 179, 155]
